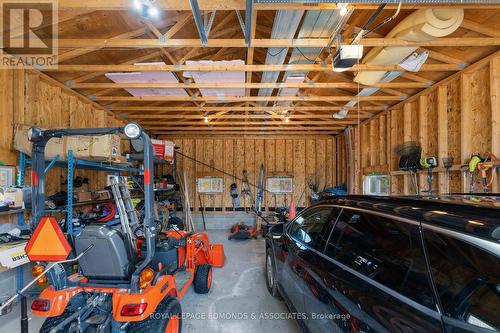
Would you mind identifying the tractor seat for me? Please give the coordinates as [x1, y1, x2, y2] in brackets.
[74, 224, 136, 281]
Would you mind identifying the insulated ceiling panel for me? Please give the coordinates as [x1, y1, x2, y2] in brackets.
[105, 62, 187, 97]
[185, 60, 245, 100]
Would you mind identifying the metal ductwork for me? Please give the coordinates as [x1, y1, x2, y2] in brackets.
[257, 10, 304, 99]
[275, 9, 348, 107]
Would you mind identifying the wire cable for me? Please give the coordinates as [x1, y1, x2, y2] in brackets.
[296, 48, 318, 63]
[175, 150, 273, 194]
[266, 47, 288, 57]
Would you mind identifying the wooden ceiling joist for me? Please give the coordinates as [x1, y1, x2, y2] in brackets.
[126, 114, 371, 120]
[72, 81, 429, 89]
[111, 106, 382, 112]
[54, 37, 500, 49]
[460, 19, 500, 37]
[50, 63, 460, 72]
[95, 95, 403, 102]
[145, 126, 344, 131]
[141, 120, 354, 126]
[54, 1, 500, 11]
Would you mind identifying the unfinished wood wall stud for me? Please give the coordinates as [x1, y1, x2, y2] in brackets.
[352, 52, 499, 196]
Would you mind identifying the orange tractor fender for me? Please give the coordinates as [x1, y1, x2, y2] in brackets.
[34, 274, 180, 322]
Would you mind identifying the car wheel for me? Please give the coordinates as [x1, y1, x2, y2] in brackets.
[265, 248, 282, 299]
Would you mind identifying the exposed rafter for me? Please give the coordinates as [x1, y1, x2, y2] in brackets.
[52, 1, 500, 11]
[48, 63, 462, 72]
[54, 37, 500, 49]
[71, 81, 429, 89]
[94, 95, 403, 102]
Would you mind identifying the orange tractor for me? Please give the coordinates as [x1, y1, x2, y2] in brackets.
[19, 124, 225, 333]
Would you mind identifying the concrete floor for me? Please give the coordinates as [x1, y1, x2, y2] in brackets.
[0, 231, 300, 333]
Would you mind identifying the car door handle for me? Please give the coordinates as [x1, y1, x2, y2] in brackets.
[293, 264, 304, 275]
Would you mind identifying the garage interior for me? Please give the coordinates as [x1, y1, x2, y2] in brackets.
[0, 1, 499, 332]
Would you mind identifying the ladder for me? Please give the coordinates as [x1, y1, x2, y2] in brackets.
[109, 176, 139, 249]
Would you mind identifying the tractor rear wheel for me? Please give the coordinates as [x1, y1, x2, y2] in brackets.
[39, 309, 74, 333]
[128, 297, 182, 333]
[193, 264, 212, 294]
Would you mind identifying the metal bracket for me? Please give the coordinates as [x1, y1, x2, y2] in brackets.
[189, 0, 208, 46]
[236, 0, 253, 47]
[245, 0, 253, 47]
[204, 10, 216, 38]
[236, 10, 246, 37]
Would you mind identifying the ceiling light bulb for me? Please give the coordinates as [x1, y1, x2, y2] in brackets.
[338, 3, 348, 16]
[148, 5, 159, 18]
[133, 0, 142, 11]
[204, 116, 209, 123]
[284, 114, 290, 123]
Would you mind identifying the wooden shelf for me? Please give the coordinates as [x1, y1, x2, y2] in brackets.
[0, 209, 25, 216]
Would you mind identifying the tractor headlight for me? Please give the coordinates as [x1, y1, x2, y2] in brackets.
[124, 123, 142, 139]
[27, 127, 43, 142]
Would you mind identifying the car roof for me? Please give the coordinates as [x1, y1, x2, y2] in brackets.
[315, 194, 500, 243]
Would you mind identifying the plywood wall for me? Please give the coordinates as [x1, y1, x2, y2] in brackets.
[161, 137, 346, 212]
[0, 69, 125, 196]
[352, 51, 500, 195]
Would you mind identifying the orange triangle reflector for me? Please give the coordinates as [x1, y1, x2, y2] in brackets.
[25, 217, 71, 261]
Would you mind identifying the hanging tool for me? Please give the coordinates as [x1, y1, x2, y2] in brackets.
[254, 164, 265, 232]
[241, 169, 253, 212]
[396, 142, 422, 195]
[230, 182, 240, 208]
[477, 153, 500, 193]
[255, 164, 264, 214]
[420, 157, 438, 195]
[198, 194, 207, 231]
[442, 157, 454, 194]
[467, 154, 482, 193]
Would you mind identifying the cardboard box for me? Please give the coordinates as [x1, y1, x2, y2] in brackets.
[75, 191, 92, 202]
[92, 190, 112, 201]
[66, 136, 92, 159]
[0, 241, 29, 271]
[14, 125, 122, 162]
[3, 187, 23, 208]
[89, 135, 121, 161]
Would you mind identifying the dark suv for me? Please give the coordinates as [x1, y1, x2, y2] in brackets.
[265, 195, 500, 333]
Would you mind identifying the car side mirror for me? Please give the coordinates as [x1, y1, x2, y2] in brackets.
[269, 223, 285, 239]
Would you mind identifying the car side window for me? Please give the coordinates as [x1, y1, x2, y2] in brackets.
[324, 209, 436, 309]
[423, 230, 500, 331]
[288, 206, 339, 252]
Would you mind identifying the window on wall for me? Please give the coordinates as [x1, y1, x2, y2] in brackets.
[324, 210, 435, 309]
[423, 231, 500, 331]
[288, 206, 340, 252]
[363, 175, 389, 195]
